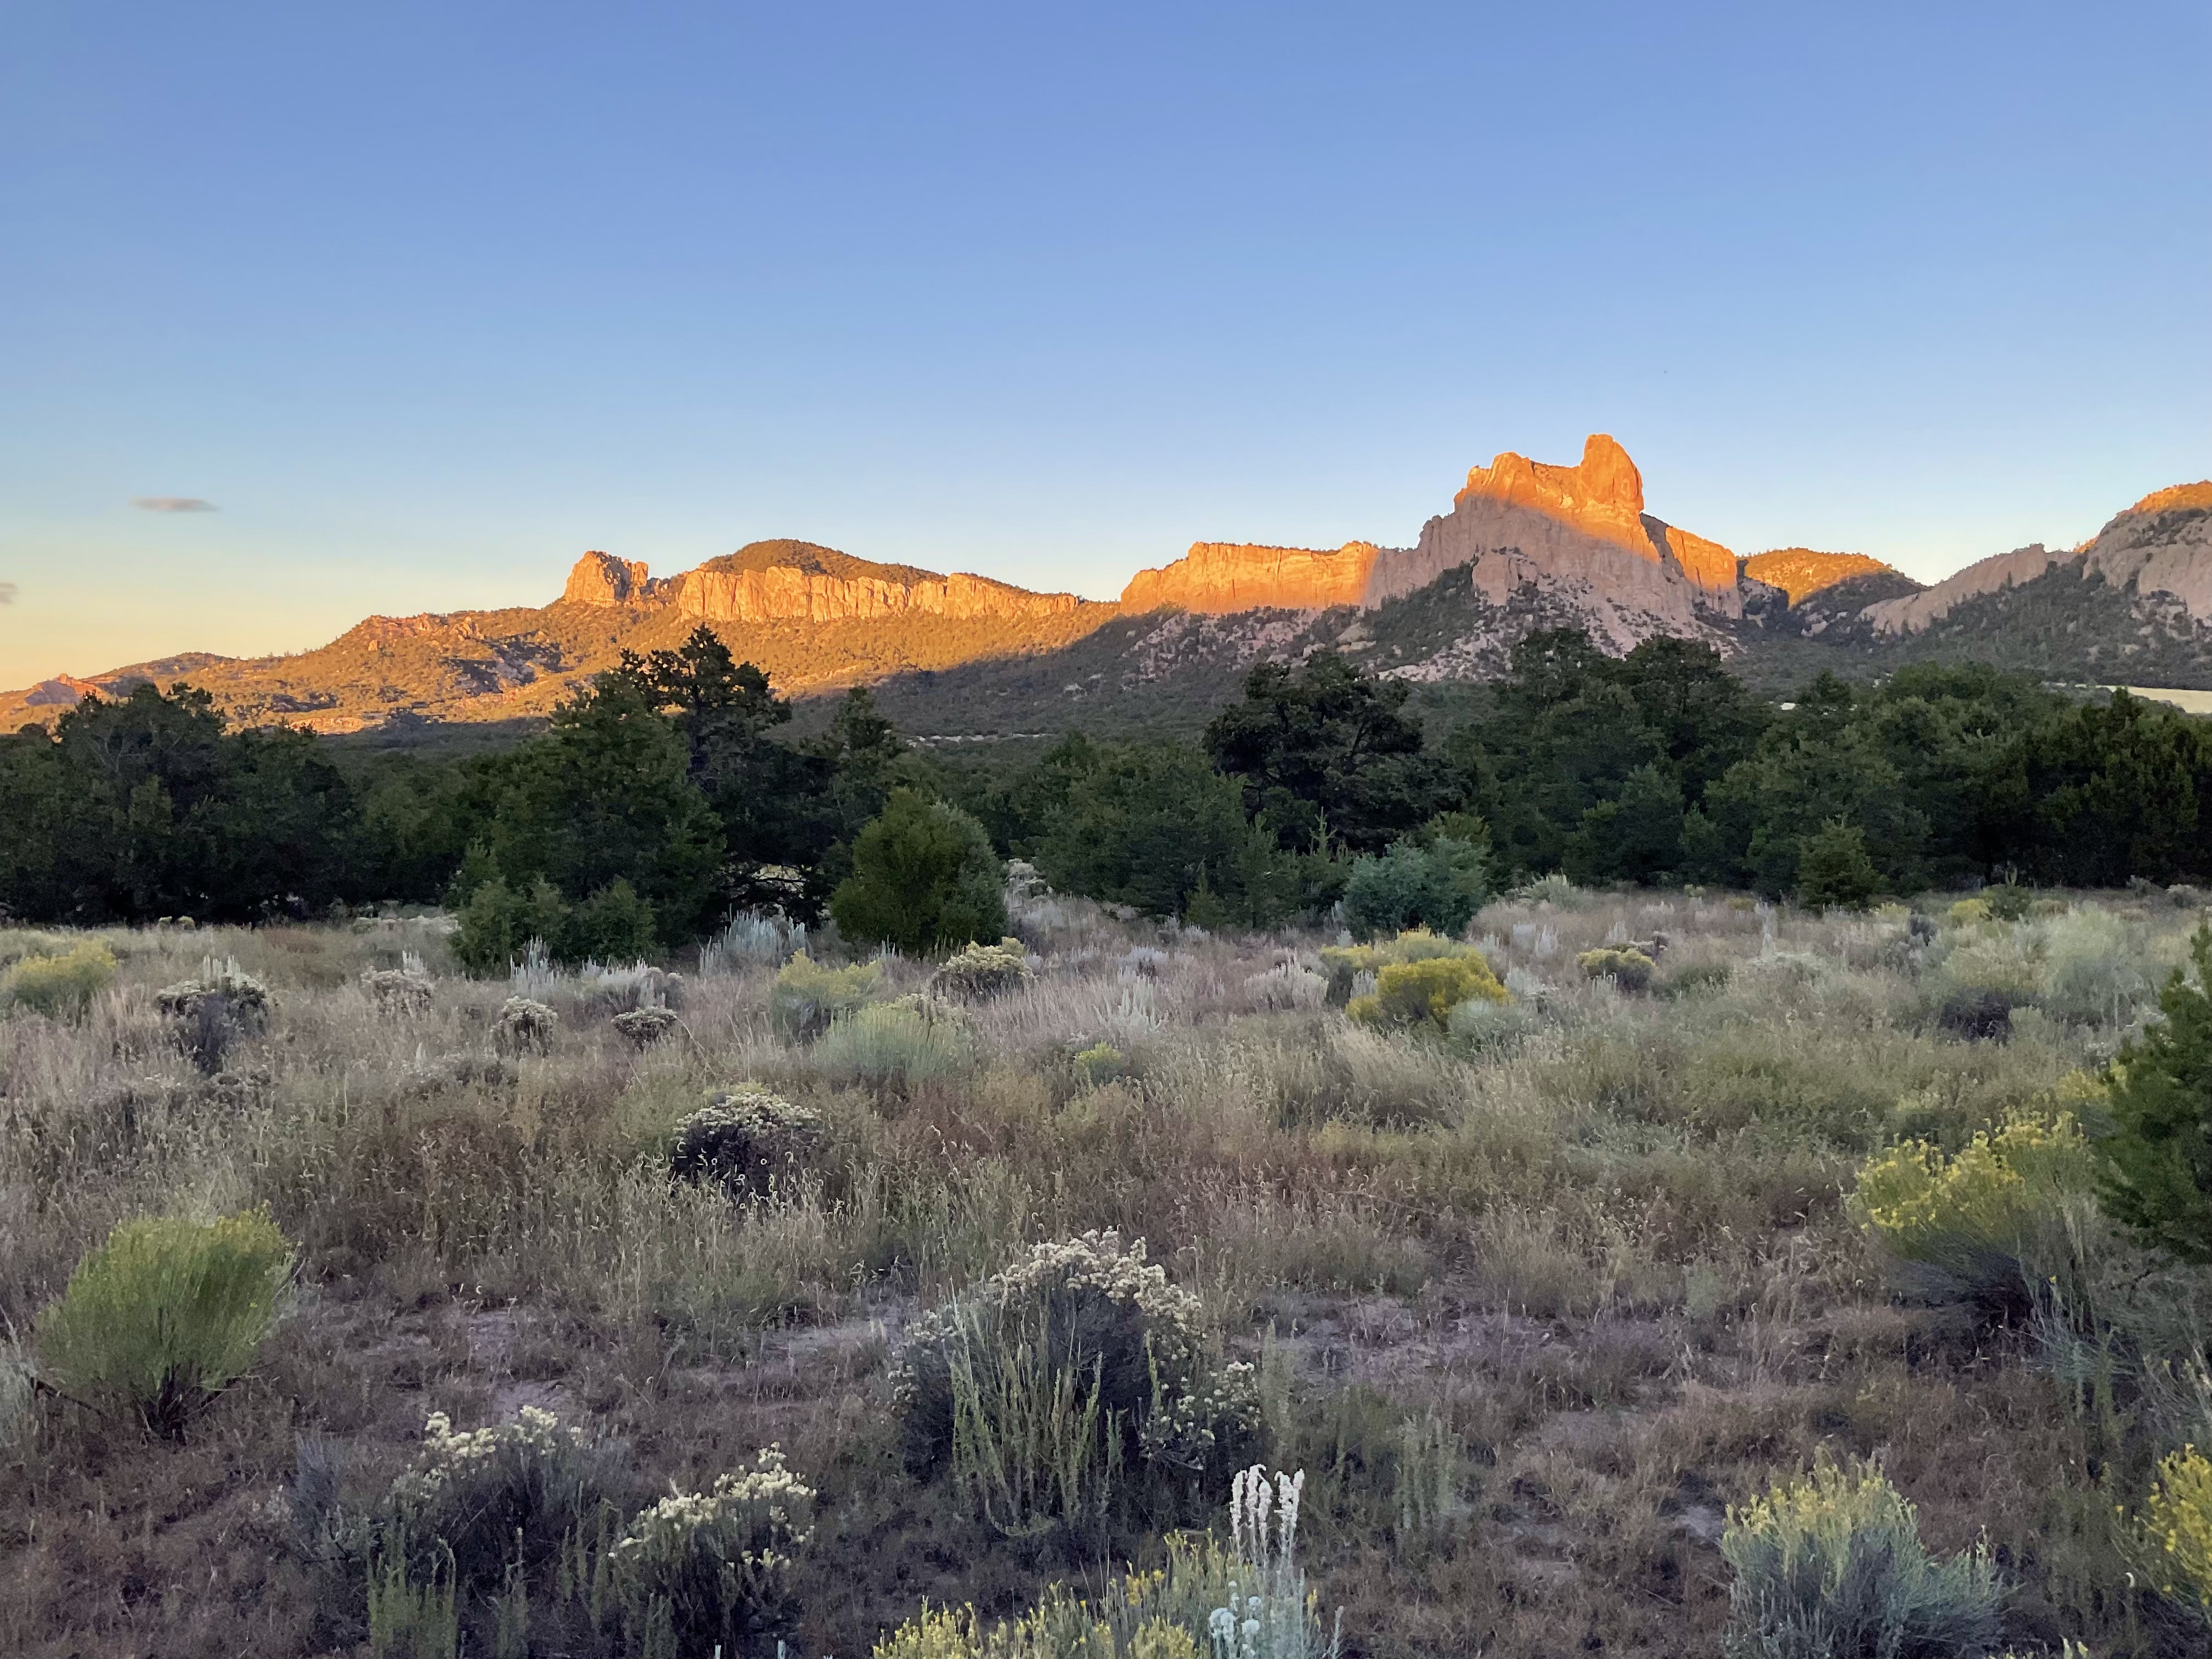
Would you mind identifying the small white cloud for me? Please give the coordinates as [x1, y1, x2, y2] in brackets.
[0, 583, 15, 603]
[132, 496, 219, 513]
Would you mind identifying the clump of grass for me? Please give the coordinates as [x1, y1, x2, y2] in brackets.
[0, 938, 117, 1018]
[609, 1447, 816, 1654]
[770, 950, 883, 1040]
[36, 1207, 292, 1440]
[670, 1087, 825, 1195]
[1721, 1451, 2004, 1659]
[933, 938, 1032, 1001]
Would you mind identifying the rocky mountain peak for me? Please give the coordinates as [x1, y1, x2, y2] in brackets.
[1457, 433, 1650, 557]
[562, 551, 656, 606]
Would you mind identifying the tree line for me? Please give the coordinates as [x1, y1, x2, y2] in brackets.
[5, 624, 2212, 947]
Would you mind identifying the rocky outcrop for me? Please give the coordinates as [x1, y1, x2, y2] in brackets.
[1865, 482, 2212, 635]
[1740, 549, 1903, 606]
[676, 540, 1080, 625]
[562, 551, 658, 606]
[1119, 541, 1383, 614]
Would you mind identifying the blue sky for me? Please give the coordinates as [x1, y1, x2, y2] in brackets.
[2, 2, 2207, 686]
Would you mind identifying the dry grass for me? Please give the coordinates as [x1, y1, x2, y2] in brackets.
[2, 890, 2208, 1655]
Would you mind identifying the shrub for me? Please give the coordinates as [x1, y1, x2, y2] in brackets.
[492, 996, 557, 1056]
[1936, 988, 2030, 1043]
[1577, 947, 1656, 992]
[360, 967, 435, 1015]
[1985, 877, 2035, 923]
[1795, 819, 1882, 911]
[832, 789, 1008, 953]
[1721, 1451, 2004, 1659]
[2041, 907, 2157, 1026]
[770, 950, 883, 1041]
[893, 1232, 1259, 1532]
[816, 1002, 966, 1088]
[1320, 930, 1491, 1006]
[157, 957, 272, 1073]
[36, 1208, 292, 1439]
[383, 1406, 609, 1599]
[1, 939, 117, 1018]
[1947, 897, 1994, 927]
[670, 1088, 825, 1195]
[567, 877, 657, 965]
[2140, 1443, 2212, 1626]
[1445, 995, 1532, 1052]
[1072, 1042, 1130, 1089]
[450, 876, 567, 977]
[698, 909, 808, 975]
[1348, 954, 1510, 1032]
[609, 1447, 815, 1653]
[1851, 1104, 2100, 1316]
[933, 938, 1032, 1001]
[2100, 922, 2212, 1263]
[1341, 836, 1489, 941]
[612, 1005, 682, 1050]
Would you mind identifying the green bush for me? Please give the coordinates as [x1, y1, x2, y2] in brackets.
[1341, 835, 1489, 941]
[608, 1448, 815, 1654]
[1796, 819, 1882, 911]
[816, 1001, 967, 1088]
[1318, 929, 1486, 1005]
[1348, 954, 1510, 1031]
[1072, 1042, 1131, 1089]
[893, 1232, 1259, 1534]
[770, 950, 883, 1041]
[451, 875, 656, 976]
[2099, 922, 2212, 1262]
[36, 1208, 292, 1438]
[831, 789, 1008, 954]
[670, 1088, 825, 1195]
[1722, 1451, 2004, 1659]
[0, 939, 117, 1017]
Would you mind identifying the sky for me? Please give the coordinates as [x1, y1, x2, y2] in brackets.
[2, 2, 2207, 688]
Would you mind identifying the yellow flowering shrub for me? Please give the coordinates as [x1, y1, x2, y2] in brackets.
[1851, 1103, 2098, 1308]
[2142, 1444, 2212, 1621]
[1946, 897, 1993, 927]
[1344, 948, 1508, 1032]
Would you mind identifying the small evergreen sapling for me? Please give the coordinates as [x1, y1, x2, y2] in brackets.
[2098, 921, 2212, 1263]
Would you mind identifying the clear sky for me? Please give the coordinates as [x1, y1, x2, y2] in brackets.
[2, 2, 2207, 687]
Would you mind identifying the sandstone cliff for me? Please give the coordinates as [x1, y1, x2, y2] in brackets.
[562, 551, 661, 606]
[1119, 541, 1383, 614]
[678, 541, 1080, 626]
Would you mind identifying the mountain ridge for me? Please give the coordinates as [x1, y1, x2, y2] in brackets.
[10, 443, 2208, 737]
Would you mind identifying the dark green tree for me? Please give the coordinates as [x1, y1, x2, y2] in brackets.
[1795, 819, 1883, 911]
[2098, 923, 2212, 1263]
[830, 789, 1006, 953]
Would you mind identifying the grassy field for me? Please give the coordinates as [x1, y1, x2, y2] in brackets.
[4, 881, 2210, 1657]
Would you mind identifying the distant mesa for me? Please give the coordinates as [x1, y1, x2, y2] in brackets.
[1120, 541, 1383, 614]
[1740, 548, 1901, 606]
[562, 540, 1082, 626]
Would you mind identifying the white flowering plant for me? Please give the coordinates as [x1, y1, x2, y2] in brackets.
[893, 1231, 1260, 1528]
[383, 1405, 611, 1596]
[669, 1087, 825, 1195]
[610, 1446, 816, 1652]
[493, 995, 558, 1056]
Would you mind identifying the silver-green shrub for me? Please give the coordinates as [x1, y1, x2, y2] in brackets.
[816, 1001, 966, 1088]
[1722, 1452, 2003, 1659]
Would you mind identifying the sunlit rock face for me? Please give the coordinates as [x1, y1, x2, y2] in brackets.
[1864, 481, 2212, 635]
[1740, 548, 1901, 606]
[676, 541, 1079, 625]
[562, 551, 657, 606]
[1120, 541, 1384, 614]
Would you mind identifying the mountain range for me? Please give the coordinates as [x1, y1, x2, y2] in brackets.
[9, 437, 2209, 741]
